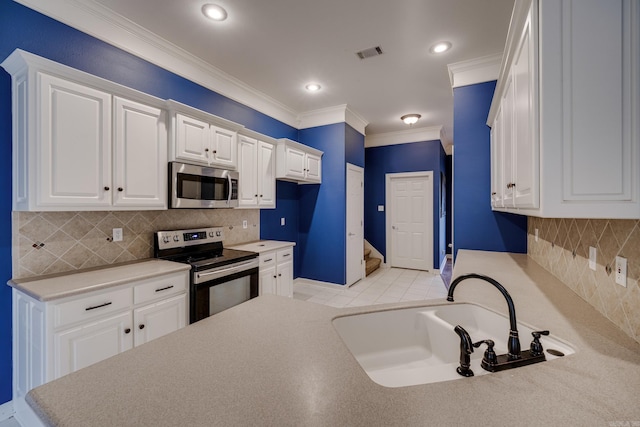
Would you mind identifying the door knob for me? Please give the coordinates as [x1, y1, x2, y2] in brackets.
[392, 226, 396, 230]
[348, 232, 355, 236]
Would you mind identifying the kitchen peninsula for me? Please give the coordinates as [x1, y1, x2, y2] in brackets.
[23, 250, 640, 426]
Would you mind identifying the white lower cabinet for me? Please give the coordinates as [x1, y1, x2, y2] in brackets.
[12, 270, 188, 416]
[258, 246, 293, 298]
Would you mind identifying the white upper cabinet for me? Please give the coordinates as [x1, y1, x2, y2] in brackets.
[237, 130, 276, 208]
[1, 49, 168, 211]
[168, 100, 242, 169]
[276, 138, 323, 184]
[488, 0, 639, 218]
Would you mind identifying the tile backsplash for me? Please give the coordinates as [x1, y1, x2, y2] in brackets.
[528, 217, 640, 344]
[13, 209, 260, 279]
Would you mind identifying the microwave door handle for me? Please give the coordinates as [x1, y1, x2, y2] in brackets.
[227, 174, 232, 204]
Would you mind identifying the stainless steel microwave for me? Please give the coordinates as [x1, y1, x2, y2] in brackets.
[169, 161, 239, 208]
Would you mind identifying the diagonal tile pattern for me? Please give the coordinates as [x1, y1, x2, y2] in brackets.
[293, 268, 448, 308]
[528, 217, 640, 344]
[13, 209, 260, 279]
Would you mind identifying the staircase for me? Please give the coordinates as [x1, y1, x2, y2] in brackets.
[364, 247, 382, 276]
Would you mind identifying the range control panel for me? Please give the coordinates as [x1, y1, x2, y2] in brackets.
[156, 227, 224, 250]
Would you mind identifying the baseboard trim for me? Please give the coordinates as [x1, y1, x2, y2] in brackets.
[0, 401, 14, 422]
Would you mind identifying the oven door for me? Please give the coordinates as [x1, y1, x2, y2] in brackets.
[191, 259, 259, 323]
[170, 161, 239, 209]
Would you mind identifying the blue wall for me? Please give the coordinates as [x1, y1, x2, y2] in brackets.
[364, 140, 447, 270]
[0, 0, 301, 405]
[452, 81, 527, 258]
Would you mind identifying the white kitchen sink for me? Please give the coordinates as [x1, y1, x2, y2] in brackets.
[332, 303, 575, 387]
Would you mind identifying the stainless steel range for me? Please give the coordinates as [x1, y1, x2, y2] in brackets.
[154, 227, 259, 323]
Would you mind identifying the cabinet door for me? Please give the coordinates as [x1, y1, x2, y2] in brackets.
[133, 294, 186, 347]
[210, 124, 237, 168]
[113, 97, 167, 208]
[259, 265, 277, 296]
[305, 153, 322, 183]
[38, 73, 112, 208]
[175, 113, 210, 164]
[276, 260, 293, 298]
[54, 311, 132, 378]
[512, 8, 538, 208]
[257, 141, 275, 208]
[284, 146, 306, 179]
[238, 135, 258, 207]
[501, 74, 515, 206]
[490, 107, 504, 208]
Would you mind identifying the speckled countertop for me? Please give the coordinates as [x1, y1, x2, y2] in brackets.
[228, 239, 295, 253]
[26, 250, 640, 426]
[8, 259, 191, 301]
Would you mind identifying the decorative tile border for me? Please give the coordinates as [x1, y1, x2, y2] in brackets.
[12, 209, 260, 279]
[528, 217, 640, 344]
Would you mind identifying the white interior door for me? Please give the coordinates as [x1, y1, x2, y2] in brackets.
[346, 164, 364, 285]
[386, 172, 433, 271]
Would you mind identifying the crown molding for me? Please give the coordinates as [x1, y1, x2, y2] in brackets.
[14, 0, 300, 128]
[298, 105, 368, 135]
[365, 126, 443, 148]
[447, 53, 502, 88]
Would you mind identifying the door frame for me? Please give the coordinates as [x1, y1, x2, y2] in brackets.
[346, 163, 364, 286]
[385, 171, 434, 271]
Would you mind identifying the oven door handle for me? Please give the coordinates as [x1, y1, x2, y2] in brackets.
[194, 259, 258, 284]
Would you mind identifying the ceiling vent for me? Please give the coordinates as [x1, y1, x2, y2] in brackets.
[356, 46, 384, 60]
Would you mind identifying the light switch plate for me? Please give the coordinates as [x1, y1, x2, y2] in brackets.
[378, 205, 384, 212]
[281, 217, 285, 226]
[242, 220, 248, 229]
[589, 246, 597, 271]
[112, 228, 123, 242]
[615, 256, 627, 287]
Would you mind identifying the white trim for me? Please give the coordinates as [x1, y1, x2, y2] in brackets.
[297, 105, 368, 135]
[346, 163, 365, 286]
[447, 53, 503, 88]
[0, 401, 14, 421]
[385, 171, 434, 271]
[365, 126, 443, 148]
[13, 0, 300, 128]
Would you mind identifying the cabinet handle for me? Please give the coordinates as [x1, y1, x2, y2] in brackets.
[85, 301, 112, 311]
[104, 186, 110, 191]
[264, 258, 273, 262]
[124, 328, 131, 334]
[139, 324, 145, 330]
[155, 285, 174, 293]
[118, 187, 123, 192]
[283, 254, 290, 258]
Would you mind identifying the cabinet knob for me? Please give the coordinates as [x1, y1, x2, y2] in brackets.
[124, 328, 131, 334]
[278, 273, 282, 277]
[104, 186, 110, 191]
[273, 275, 277, 279]
[205, 148, 209, 152]
[213, 150, 217, 154]
[260, 194, 263, 197]
[118, 187, 123, 192]
[491, 192, 497, 196]
[139, 324, 145, 330]
[255, 194, 258, 197]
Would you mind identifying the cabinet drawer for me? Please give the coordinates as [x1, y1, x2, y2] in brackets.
[259, 251, 276, 269]
[277, 247, 293, 263]
[54, 287, 132, 329]
[133, 272, 188, 305]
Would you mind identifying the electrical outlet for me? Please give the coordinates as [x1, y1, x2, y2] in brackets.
[534, 228, 539, 242]
[280, 217, 285, 226]
[615, 256, 627, 287]
[242, 220, 248, 229]
[112, 228, 123, 242]
[589, 246, 597, 271]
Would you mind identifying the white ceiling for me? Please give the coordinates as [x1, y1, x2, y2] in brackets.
[82, 0, 514, 147]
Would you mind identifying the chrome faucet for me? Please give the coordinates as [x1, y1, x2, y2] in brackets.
[447, 273, 521, 360]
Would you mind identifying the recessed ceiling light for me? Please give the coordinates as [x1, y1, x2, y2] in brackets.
[202, 4, 228, 21]
[305, 83, 321, 92]
[430, 41, 452, 54]
[401, 114, 421, 125]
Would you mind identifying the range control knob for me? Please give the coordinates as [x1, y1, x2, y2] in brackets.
[216, 231, 222, 237]
[209, 231, 214, 237]
[162, 235, 170, 244]
[173, 235, 180, 242]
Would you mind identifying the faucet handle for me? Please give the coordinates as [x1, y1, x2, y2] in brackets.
[530, 330, 550, 356]
[473, 339, 497, 367]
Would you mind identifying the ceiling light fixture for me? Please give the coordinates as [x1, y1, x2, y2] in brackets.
[401, 114, 421, 125]
[430, 41, 452, 54]
[305, 83, 321, 92]
[202, 4, 228, 21]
